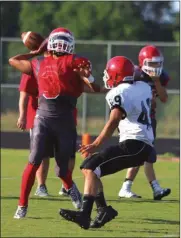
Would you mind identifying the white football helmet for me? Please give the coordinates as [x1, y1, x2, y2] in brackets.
[47, 27, 75, 54]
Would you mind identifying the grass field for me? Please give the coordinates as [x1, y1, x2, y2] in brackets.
[1, 149, 180, 237]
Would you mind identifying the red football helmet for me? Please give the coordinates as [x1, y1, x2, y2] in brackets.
[103, 56, 135, 89]
[47, 27, 75, 54]
[138, 45, 164, 77]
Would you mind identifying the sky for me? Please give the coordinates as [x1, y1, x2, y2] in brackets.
[172, 1, 180, 12]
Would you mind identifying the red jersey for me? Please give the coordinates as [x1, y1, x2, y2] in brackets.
[19, 73, 38, 129]
[31, 54, 84, 99]
[19, 72, 78, 129]
[31, 54, 85, 118]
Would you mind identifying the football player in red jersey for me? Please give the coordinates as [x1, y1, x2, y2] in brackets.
[18, 73, 81, 199]
[9, 27, 101, 219]
[118, 45, 171, 200]
[18, 73, 101, 199]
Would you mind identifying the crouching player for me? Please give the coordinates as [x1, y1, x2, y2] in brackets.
[59, 56, 155, 229]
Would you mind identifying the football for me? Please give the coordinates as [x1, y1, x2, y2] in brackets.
[21, 31, 44, 50]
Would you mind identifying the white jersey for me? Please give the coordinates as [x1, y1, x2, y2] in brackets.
[106, 81, 154, 147]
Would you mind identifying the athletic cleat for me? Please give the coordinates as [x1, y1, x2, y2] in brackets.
[59, 209, 91, 229]
[14, 206, 27, 219]
[118, 189, 141, 198]
[90, 205, 118, 228]
[154, 188, 171, 200]
[58, 185, 69, 196]
[34, 184, 49, 197]
[68, 183, 82, 209]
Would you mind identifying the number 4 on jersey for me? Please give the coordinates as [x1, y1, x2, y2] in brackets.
[137, 98, 151, 128]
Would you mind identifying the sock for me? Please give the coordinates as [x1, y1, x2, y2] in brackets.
[19, 163, 39, 206]
[122, 179, 133, 191]
[81, 194, 95, 217]
[61, 170, 73, 190]
[124, 178, 133, 182]
[95, 191, 107, 209]
[150, 180, 161, 192]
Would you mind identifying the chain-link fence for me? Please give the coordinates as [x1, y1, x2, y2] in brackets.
[0, 38, 180, 138]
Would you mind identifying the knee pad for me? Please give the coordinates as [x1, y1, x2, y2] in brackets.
[80, 153, 102, 178]
[93, 166, 101, 178]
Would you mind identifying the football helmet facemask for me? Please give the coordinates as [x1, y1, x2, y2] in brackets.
[138, 45, 164, 77]
[47, 27, 75, 54]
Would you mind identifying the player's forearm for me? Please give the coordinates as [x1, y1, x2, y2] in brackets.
[90, 83, 109, 93]
[93, 119, 119, 147]
[19, 92, 29, 119]
[9, 53, 36, 74]
[83, 83, 109, 94]
[9, 53, 36, 62]
[91, 84, 109, 93]
[88, 83, 101, 93]
[154, 79, 168, 103]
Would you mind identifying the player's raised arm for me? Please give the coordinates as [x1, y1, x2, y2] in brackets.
[9, 32, 46, 75]
[9, 53, 35, 75]
[152, 77, 168, 103]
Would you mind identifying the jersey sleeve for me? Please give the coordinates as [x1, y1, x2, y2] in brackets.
[19, 73, 38, 96]
[72, 54, 92, 77]
[106, 89, 128, 119]
[134, 65, 142, 80]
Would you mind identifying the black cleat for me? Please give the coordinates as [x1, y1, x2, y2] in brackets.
[154, 188, 171, 200]
[90, 205, 118, 228]
[59, 209, 91, 229]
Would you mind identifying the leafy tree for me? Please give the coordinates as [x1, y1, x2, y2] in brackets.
[1, 2, 21, 37]
[19, 2, 60, 37]
[18, 1, 177, 41]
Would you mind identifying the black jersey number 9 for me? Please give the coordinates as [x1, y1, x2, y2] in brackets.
[114, 95, 122, 106]
[109, 95, 122, 107]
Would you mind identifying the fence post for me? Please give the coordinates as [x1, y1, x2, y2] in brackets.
[105, 43, 112, 122]
[0, 38, 2, 82]
[81, 92, 87, 135]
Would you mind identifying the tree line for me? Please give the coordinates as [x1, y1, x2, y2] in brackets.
[1, 1, 179, 42]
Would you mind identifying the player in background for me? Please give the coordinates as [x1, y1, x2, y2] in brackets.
[59, 56, 155, 229]
[9, 27, 100, 219]
[118, 45, 171, 200]
[18, 73, 50, 197]
[18, 33, 53, 197]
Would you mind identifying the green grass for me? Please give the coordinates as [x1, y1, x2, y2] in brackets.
[1, 149, 180, 237]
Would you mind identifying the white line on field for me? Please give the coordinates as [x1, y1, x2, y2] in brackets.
[1, 175, 83, 180]
[151, 235, 179, 238]
[1, 175, 120, 180]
